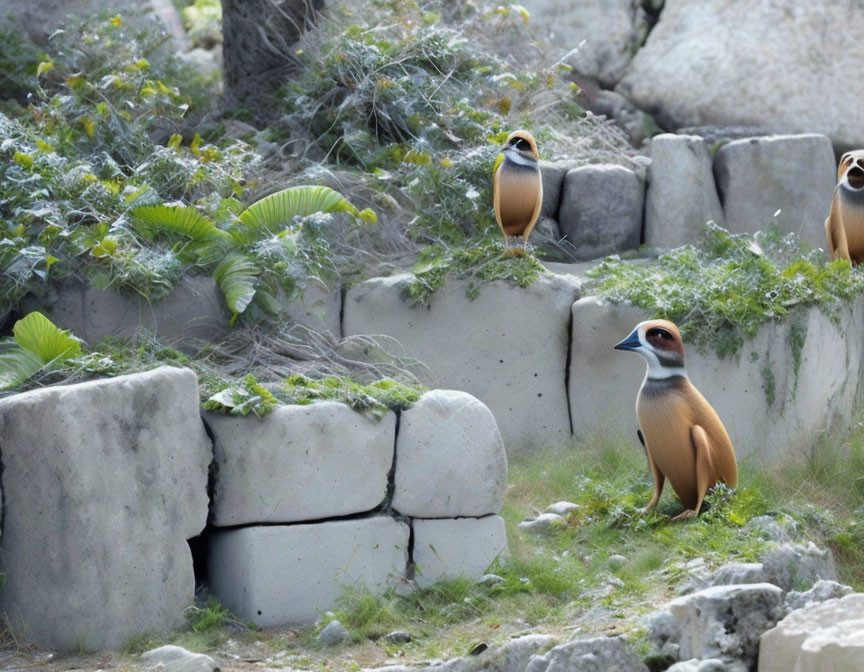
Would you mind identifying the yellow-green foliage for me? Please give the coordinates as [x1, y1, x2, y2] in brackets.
[587, 223, 864, 356]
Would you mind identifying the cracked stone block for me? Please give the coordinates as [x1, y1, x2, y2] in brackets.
[209, 517, 410, 626]
[206, 401, 395, 526]
[0, 367, 211, 651]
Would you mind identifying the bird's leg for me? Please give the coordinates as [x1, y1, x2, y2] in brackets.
[640, 437, 665, 513]
[503, 236, 525, 257]
[671, 425, 715, 522]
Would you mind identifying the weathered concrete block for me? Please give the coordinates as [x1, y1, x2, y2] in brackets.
[206, 401, 396, 526]
[645, 134, 725, 248]
[344, 273, 581, 454]
[0, 367, 211, 651]
[569, 295, 864, 461]
[393, 390, 506, 518]
[558, 165, 644, 260]
[650, 583, 787, 665]
[713, 135, 836, 247]
[209, 517, 409, 626]
[759, 593, 864, 672]
[412, 516, 507, 589]
[282, 277, 342, 337]
[30, 276, 230, 347]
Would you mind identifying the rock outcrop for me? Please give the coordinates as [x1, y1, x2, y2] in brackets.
[618, 0, 864, 149]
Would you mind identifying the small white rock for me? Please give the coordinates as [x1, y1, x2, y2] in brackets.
[518, 513, 566, 536]
[544, 501, 582, 516]
[316, 620, 351, 647]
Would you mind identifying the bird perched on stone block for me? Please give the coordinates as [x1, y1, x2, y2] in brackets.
[493, 130, 542, 255]
[825, 149, 864, 264]
[614, 320, 738, 522]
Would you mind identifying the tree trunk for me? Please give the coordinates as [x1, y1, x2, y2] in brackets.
[221, 0, 324, 119]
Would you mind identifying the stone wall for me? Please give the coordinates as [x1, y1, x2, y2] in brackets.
[0, 372, 508, 648]
[569, 296, 864, 461]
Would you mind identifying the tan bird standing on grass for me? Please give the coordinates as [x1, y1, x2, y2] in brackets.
[825, 149, 864, 264]
[614, 320, 738, 522]
[493, 130, 542, 256]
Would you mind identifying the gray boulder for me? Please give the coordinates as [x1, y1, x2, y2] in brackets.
[412, 516, 507, 589]
[745, 514, 798, 543]
[0, 367, 211, 651]
[539, 160, 573, 219]
[141, 645, 218, 672]
[760, 542, 837, 591]
[525, 636, 648, 672]
[317, 620, 351, 647]
[519, 0, 647, 86]
[759, 593, 864, 672]
[343, 273, 581, 453]
[206, 401, 396, 526]
[617, 0, 864, 148]
[558, 165, 644, 260]
[650, 584, 787, 667]
[785, 580, 854, 612]
[644, 134, 725, 249]
[209, 516, 410, 626]
[393, 390, 506, 518]
[713, 134, 836, 247]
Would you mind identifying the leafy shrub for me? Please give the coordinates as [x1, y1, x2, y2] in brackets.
[0, 312, 82, 390]
[586, 223, 864, 356]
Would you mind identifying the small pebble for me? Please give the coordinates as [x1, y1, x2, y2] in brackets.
[316, 619, 351, 647]
[385, 630, 412, 644]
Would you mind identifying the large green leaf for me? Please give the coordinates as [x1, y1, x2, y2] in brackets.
[0, 342, 44, 391]
[213, 252, 258, 324]
[13, 311, 82, 362]
[231, 186, 360, 244]
[131, 203, 231, 243]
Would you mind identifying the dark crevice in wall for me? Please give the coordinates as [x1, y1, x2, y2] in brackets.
[379, 409, 401, 512]
[405, 518, 416, 581]
[195, 413, 219, 588]
[339, 285, 347, 340]
[640, 0, 664, 40]
[0, 306, 22, 339]
[212, 508, 400, 532]
[564, 306, 575, 436]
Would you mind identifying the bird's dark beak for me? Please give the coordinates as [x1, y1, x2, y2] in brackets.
[614, 330, 641, 351]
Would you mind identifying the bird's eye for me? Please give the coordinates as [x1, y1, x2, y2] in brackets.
[514, 138, 531, 150]
[647, 328, 672, 340]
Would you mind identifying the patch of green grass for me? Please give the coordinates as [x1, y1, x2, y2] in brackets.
[202, 373, 426, 419]
[587, 223, 864, 357]
[405, 240, 548, 306]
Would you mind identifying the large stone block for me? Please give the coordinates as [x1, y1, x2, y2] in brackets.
[518, 0, 647, 86]
[713, 135, 836, 247]
[29, 276, 230, 347]
[650, 583, 787, 666]
[539, 160, 573, 219]
[412, 516, 507, 589]
[208, 517, 410, 626]
[645, 134, 725, 249]
[558, 165, 644, 261]
[569, 295, 864, 461]
[759, 593, 864, 672]
[0, 367, 211, 651]
[343, 274, 581, 454]
[617, 0, 864, 149]
[393, 390, 506, 518]
[206, 401, 396, 526]
[281, 277, 342, 337]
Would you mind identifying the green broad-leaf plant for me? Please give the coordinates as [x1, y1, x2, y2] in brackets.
[0, 312, 82, 390]
[130, 185, 376, 325]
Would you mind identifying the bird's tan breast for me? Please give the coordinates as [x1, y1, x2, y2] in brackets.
[637, 378, 737, 509]
[836, 194, 864, 261]
[495, 164, 541, 236]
